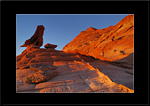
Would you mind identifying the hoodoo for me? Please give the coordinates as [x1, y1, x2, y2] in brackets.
[16, 18, 134, 93]
[20, 25, 45, 48]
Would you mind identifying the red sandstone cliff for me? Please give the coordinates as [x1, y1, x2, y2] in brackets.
[63, 15, 134, 61]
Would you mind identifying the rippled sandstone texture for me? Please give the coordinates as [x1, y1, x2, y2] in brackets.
[63, 15, 134, 62]
[16, 23, 134, 93]
[16, 47, 134, 93]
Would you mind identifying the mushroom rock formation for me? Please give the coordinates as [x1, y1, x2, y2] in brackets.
[63, 15, 134, 62]
[20, 25, 45, 48]
[44, 43, 57, 49]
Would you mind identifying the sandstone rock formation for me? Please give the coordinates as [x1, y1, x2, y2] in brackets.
[110, 53, 134, 69]
[20, 25, 45, 47]
[16, 47, 134, 93]
[44, 43, 57, 49]
[16, 20, 134, 93]
[63, 15, 134, 62]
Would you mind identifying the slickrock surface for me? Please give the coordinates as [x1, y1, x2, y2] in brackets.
[110, 53, 134, 69]
[17, 23, 134, 93]
[20, 25, 45, 47]
[63, 15, 134, 62]
[16, 48, 134, 93]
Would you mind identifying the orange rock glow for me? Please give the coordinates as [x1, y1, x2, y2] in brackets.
[16, 15, 134, 93]
[63, 15, 134, 62]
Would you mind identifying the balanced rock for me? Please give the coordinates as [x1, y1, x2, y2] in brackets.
[44, 43, 57, 49]
[20, 25, 45, 47]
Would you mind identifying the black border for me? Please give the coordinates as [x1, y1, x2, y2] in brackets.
[0, 1, 1, 105]
[1, 0, 149, 1]
[1, 1, 149, 105]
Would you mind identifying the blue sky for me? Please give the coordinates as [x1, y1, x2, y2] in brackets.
[16, 14, 128, 56]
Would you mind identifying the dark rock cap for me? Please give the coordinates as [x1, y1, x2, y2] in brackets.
[44, 43, 57, 49]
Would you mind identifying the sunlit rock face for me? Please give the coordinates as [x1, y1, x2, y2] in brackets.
[16, 47, 134, 93]
[63, 15, 134, 62]
[20, 25, 45, 47]
[16, 22, 134, 93]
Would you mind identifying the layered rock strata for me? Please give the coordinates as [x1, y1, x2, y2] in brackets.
[16, 23, 134, 93]
[63, 15, 134, 62]
[16, 47, 134, 93]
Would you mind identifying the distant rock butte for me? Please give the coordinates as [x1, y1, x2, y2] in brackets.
[63, 15, 134, 61]
[16, 47, 134, 93]
[20, 25, 45, 47]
